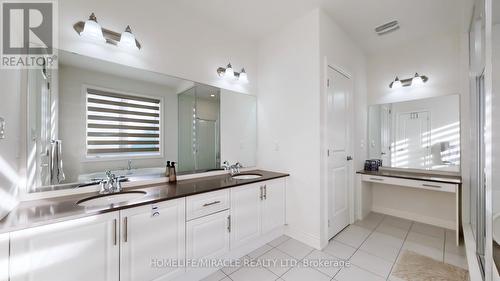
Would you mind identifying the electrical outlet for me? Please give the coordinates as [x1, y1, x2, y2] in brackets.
[0, 117, 5, 139]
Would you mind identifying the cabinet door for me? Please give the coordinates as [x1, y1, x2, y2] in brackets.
[230, 183, 262, 248]
[0, 233, 8, 281]
[186, 210, 230, 264]
[261, 179, 286, 233]
[120, 198, 185, 281]
[10, 213, 119, 281]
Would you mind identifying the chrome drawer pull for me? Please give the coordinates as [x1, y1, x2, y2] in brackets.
[203, 200, 221, 207]
[422, 184, 442, 189]
[370, 178, 384, 181]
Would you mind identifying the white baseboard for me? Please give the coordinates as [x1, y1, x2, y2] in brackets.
[372, 206, 455, 230]
[285, 225, 322, 250]
[463, 224, 484, 281]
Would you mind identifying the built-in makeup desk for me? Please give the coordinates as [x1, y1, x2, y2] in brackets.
[357, 169, 462, 245]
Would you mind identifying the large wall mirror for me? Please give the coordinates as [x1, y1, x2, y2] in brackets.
[368, 94, 460, 172]
[26, 50, 256, 193]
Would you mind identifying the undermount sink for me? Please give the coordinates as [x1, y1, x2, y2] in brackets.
[231, 173, 263, 180]
[77, 191, 147, 207]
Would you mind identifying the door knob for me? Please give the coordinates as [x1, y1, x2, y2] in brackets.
[346, 156, 353, 161]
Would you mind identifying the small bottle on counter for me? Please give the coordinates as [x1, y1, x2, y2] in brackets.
[165, 161, 171, 178]
[169, 162, 177, 183]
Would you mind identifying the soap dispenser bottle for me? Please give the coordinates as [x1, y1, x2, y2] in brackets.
[165, 161, 171, 178]
[169, 162, 177, 183]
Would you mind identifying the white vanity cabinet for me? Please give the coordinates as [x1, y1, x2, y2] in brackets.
[120, 198, 185, 281]
[186, 210, 231, 262]
[261, 179, 286, 233]
[231, 178, 286, 248]
[9, 212, 120, 281]
[0, 233, 9, 281]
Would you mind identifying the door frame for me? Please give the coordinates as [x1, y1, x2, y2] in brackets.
[321, 58, 355, 247]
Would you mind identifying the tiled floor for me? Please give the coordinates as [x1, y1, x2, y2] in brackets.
[201, 212, 468, 281]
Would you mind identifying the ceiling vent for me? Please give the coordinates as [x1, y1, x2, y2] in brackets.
[375, 20, 400, 36]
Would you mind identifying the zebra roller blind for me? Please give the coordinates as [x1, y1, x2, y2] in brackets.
[86, 88, 161, 158]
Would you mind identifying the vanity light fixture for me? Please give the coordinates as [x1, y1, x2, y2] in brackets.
[74, 13, 142, 50]
[79, 13, 105, 43]
[118, 26, 139, 50]
[389, 73, 428, 88]
[217, 63, 249, 83]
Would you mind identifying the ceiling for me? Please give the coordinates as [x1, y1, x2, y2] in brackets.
[170, 0, 469, 54]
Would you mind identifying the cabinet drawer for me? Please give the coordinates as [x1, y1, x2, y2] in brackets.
[187, 189, 230, 220]
[362, 174, 456, 193]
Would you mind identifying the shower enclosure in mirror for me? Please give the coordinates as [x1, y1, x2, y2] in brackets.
[368, 94, 460, 172]
[24, 50, 257, 193]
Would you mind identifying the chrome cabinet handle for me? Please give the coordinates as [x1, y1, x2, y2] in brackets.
[260, 186, 264, 200]
[227, 215, 231, 233]
[124, 217, 128, 243]
[263, 185, 267, 200]
[113, 219, 117, 246]
[370, 178, 384, 181]
[203, 200, 221, 207]
[422, 184, 442, 189]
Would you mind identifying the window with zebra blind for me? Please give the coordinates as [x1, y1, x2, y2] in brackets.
[85, 87, 162, 159]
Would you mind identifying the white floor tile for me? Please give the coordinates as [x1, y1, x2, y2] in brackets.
[402, 242, 444, 261]
[354, 212, 385, 230]
[375, 224, 409, 240]
[445, 251, 468, 270]
[350, 250, 394, 278]
[303, 250, 344, 277]
[322, 240, 357, 260]
[200, 270, 228, 281]
[333, 225, 372, 248]
[229, 265, 278, 281]
[281, 265, 331, 281]
[379, 216, 413, 230]
[268, 235, 291, 247]
[221, 256, 251, 275]
[248, 244, 273, 259]
[276, 239, 314, 260]
[410, 222, 445, 239]
[360, 233, 402, 262]
[335, 265, 386, 281]
[257, 248, 297, 276]
[406, 231, 444, 250]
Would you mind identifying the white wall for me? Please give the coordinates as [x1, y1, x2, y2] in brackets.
[318, 10, 368, 247]
[0, 69, 22, 219]
[367, 33, 461, 105]
[58, 65, 178, 181]
[257, 9, 322, 248]
[59, 0, 258, 95]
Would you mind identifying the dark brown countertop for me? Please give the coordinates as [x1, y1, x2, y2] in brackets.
[357, 169, 461, 184]
[0, 170, 289, 234]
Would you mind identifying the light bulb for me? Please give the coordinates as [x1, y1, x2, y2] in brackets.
[80, 13, 105, 43]
[239, 68, 248, 83]
[391, 77, 402, 89]
[118, 25, 139, 50]
[412, 73, 424, 86]
[224, 63, 235, 79]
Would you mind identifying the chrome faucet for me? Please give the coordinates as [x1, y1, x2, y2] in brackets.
[99, 170, 122, 194]
[222, 161, 243, 176]
[127, 160, 132, 171]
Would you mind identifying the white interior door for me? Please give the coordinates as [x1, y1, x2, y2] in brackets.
[327, 66, 352, 239]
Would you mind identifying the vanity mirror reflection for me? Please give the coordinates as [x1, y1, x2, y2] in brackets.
[368, 94, 460, 172]
[26, 50, 256, 193]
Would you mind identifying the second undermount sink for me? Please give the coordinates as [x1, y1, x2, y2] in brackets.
[231, 173, 263, 180]
[77, 191, 147, 208]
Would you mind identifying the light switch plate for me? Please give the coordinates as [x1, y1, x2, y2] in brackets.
[0, 117, 5, 139]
